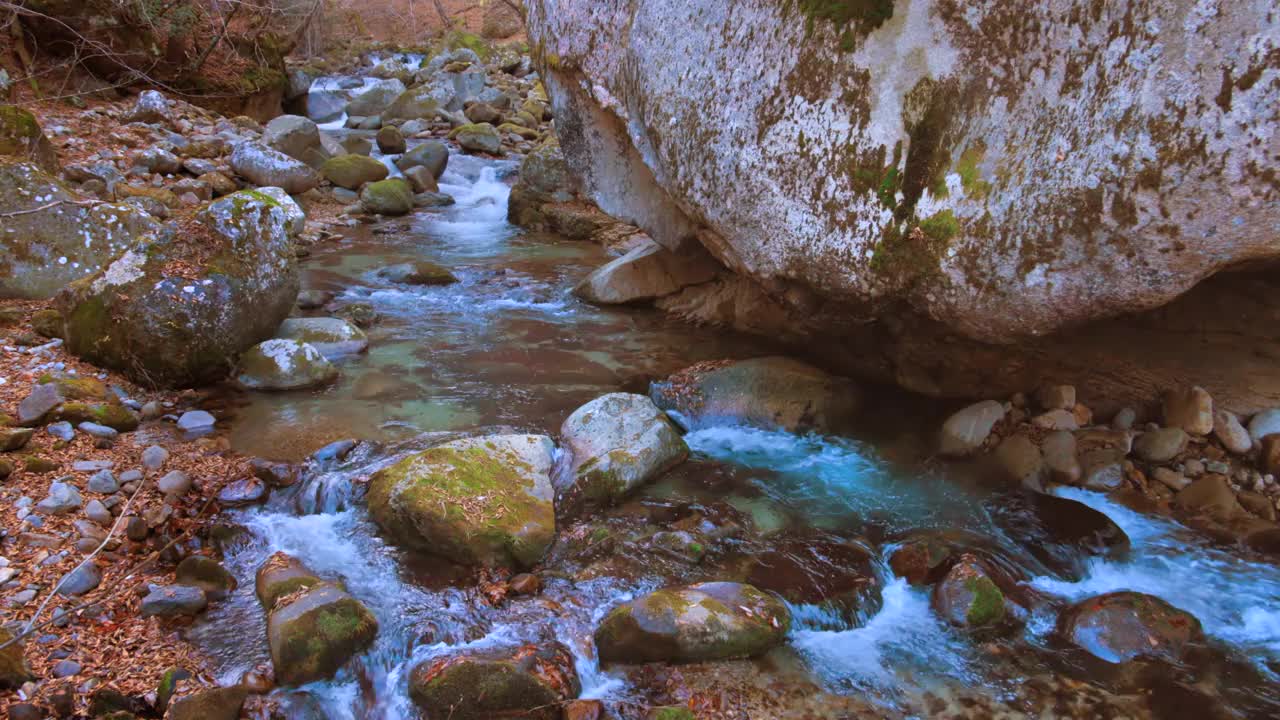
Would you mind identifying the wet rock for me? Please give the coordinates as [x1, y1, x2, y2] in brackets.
[57, 562, 102, 596]
[58, 190, 301, 387]
[320, 154, 388, 191]
[1058, 591, 1204, 664]
[347, 79, 407, 117]
[395, 141, 449, 179]
[235, 339, 338, 391]
[993, 433, 1042, 487]
[1163, 386, 1214, 436]
[739, 536, 878, 618]
[266, 581, 378, 686]
[452, 123, 502, 154]
[1042, 431, 1081, 485]
[377, 260, 458, 286]
[574, 238, 720, 304]
[931, 555, 1019, 631]
[556, 393, 688, 515]
[1175, 475, 1244, 520]
[595, 582, 790, 663]
[36, 482, 82, 515]
[1079, 450, 1126, 492]
[251, 458, 300, 487]
[255, 552, 323, 607]
[403, 165, 439, 194]
[939, 400, 1005, 457]
[311, 438, 358, 465]
[368, 434, 557, 568]
[409, 643, 579, 720]
[217, 476, 268, 507]
[168, 685, 248, 720]
[1037, 385, 1076, 411]
[651, 357, 860, 433]
[140, 584, 207, 617]
[1212, 410, 1251, 455]
[175, 556, 237, 599]
[229, 142, 321, 194]
[991, 490, 1128, 580]
[274, 317, 368, 358]
[375, 126, 406, 154]
[1134, 428, 1189, 463]
[0, 626, 35, 688]
[360, 178, 414, 216]
[650, 529, 706, 564]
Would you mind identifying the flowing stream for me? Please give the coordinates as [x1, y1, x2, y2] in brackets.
[190, 88, 1280, 718]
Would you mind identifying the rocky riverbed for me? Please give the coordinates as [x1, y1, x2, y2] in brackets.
[1, 27, 1279, 720]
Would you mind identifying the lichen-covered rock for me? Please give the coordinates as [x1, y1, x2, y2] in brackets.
[321, 154, 389, 190]
[367, 434, 557, 568]
[266, 581, 378, 686]
[451, 123, 502, 154]
[525, 0, 1280, 344]
[0, 161, 159, 299]
[235, 339, 338, 391]
[0, 105, 57, 173]
[360, 178, 414, 216]
[574, 238, 720, 304]
[651, 357, 860, 432]
[375, 125, 406, 154]
[57, 189, 301, 387]
[1058, 591, 1204, 664]
[275, 317, 368, 358]
[595, 582, 790, 663]
[555, 393, 688, 515]
[229, 142, 321, 194]
[408, 643, 579, 720]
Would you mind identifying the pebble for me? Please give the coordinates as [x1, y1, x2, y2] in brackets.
[46, 421, 75, 442]
[87, 470, 119, 494]
[52, 659, 81, 678]
[141, 445, 170, 470]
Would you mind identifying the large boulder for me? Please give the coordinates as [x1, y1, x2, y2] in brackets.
[555, 393, 688, 514]
[367, 434, 557, 568]
[57, 189, 301, 387]
[230, 142, 321, 194]
[263, 115, 328, 167]
[595, 582, 790, 663]
[508, 137, 574, 226]
[0, 105, 57, 173]
[264, 578, 378, 686]
[574, 238, 720, 304]
[525, 0, 1280, 344]
[0, 162, 159, 299]
[409, 644, 579, 720]
[452, 123, 502, 154]
[1057, 591, 1204, 664]
[346, 79, 406, 117]
[650, 357, 860, 432]
[322, 154, 389, 190]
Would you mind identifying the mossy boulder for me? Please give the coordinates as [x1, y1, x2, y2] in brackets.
[168, 685, 247, 720]
[266, 581, 378, 686]
[255, 552, 322, 607]
[175, 556, 237, 600]
[235, 339, 338, 391]
[0, 105, 57, 173]
[0, 426, 30, 452]
[37, 373, 109, 401]
[274, 317, 368, 358]
[56, 189, 301, 387]
[930, 555, 1021, 631]
[408, 644, 579, 720]
[30, 308, 64, 339]
[321, 154, 389, 191]
[651, 357, 861, 433]
[508, 138, 573, 227]
[1057, 591, 1204, 664]
[0, 626, 34, 688]
[556, 393, 688, 517]
[395, 141, 449, 179]
[367, 434, 557, 568]
[0, 161, 159, 300]
[360, 178, 415, 216]
[594, 582, 790, 664]
[53, 401, 140, 431]
[451, 123, 502, 155]
[382, 86, 444, 122]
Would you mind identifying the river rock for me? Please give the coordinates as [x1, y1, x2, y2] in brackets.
[651, 357, 860, 433]
[1164, 386, 1214, 436]
[0, 105, 58, 172]
[508, 137, 573, 226]
[229, 142, 321, 194]
[1042, 431, 1081, 485]
[464, 102, 502, 125]
[275, 317, 369, 358]
[266, 581, 378, 686]
[175, 556, 237, 599]
[1058, 591, 1204, 664]
[1133, 428, 1188, 463]
[140, 584, 208, 617]
[58, 190, 301, 387]
[177, 410, 216, 437]
[1247, 409, 1280, 445]
[993, 433, 1042, 488]
[263, 115, 326, 166]
[556, 393, 688, 514]
[57, 561, 102, 596]
[1079, 449, 1126, 492]
[367, 434, 557, 568]
[0, 427, 32, 451]
[378, 260, 457, 285]
[1175, 474, 1244, 520]
[347, 78, 406, 117]
[375, 126, 406, 154]
[255, 552, 322, 607]
[133, 147, 180, 174]
[217, 476, 268, 506]
[36, 482, 82, 515]
[403, 165, 439, 194]
[0, 626, 35, 688]
[396, 141, 449, 179]
[1213, 410, 1251, 455]
[122, 90, 171, 125]
[168, 685, 247, 720]
[739, 536, 879, 619]
[574, 238, 720, 304]
[235, 339, 338, 391]
[87, 469, 118, 493]
[322, 154, 389, 190]
[360, 178, 414, 216]
[999, 490, 1129, 579]
[408, 644, 579, 720]
[453, 123, 502, 154]
[931, 555, 1018, 631]
[595, 582, 790, 663]
[158, 470, 193, 497]
[939, 400, 1005, 457]
[0, 161, 159, 300]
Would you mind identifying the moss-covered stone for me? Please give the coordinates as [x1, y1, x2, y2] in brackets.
[321, 154, 389, 191]
[255, 552, 322, 607]
[359, 178, 414, 216]
[267, 582, 378, 686]
[23, 455, 59, 473]
[648, 708, 696, 720]
[367, 434, 557, 568]
[408, 644, 579, 720]
[53, 402, 140, 431]
[0, 457, 14, 479]
[930, 556, 1018, 632]
[30, 308, 64, 339]
[167, 685, 247, 720]
[382, 86, 443, 122]
[0, 427, 34, 452]
[450, 123, 502, 155]
[0, 105, 58, 173]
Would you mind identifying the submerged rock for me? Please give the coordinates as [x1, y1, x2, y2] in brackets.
[594, 582, 790, 663]
[990, 490, 1129, 580]
[58, 189, 301, 387]
[377, 260, 458, 285]
[555, 393, 688, 516]
[651, 357, 860, 433]
[1058, 591, 1204, 664]
[409, 644, 579, 720]
[367, 434, 557, 568]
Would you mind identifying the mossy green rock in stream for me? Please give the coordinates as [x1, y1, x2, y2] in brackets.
[255, 552, 323, 607]
[267, 582, 378, 686]
[0, 161, 159, 300]
[275, 317, 368, 358]
[1057, 591, 1205, 665]
[651, 357, 861, 433]
[53, 402, 140, 431]
[367, 434, 557, 568]
[0, 106, 58, 173]
[930, 555, 1020, 631]
[556, 393, 688, 517]
[382, 86, 443, 122]
[450, 123, 502, 155]
[594, 582, 790, 663]
[360, 178, 414, 216]
[235, 339, 338, 391]
[321, 154, 388, 190]
[648, 708, 696, 720]
[408, 644, 579, 720]
[55, 189, 301, 387]
[0, 626, 35, 688]
[167, 685, 248, 720]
